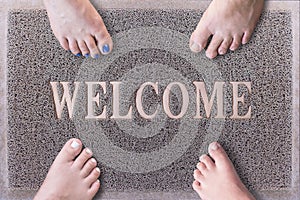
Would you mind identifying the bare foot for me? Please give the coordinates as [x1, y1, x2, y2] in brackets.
[34, 138, 101, 200]
[190, 0, 264, 58]
[192, 142, 255, 200]
[43, 0, 113, 58]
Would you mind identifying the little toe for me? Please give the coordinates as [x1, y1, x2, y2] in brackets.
[55, 138, 82, 163]
[88, 180, 101, 197]
[218, 38, 232, 55]
[206, 35, 223, 59]
[78, 40, 90, 58]
[85, 167, 101, 185]
[192, 180, 201, 193]
[230, 35, 242, 51]
[73, 148, 93, 169]
[190, 25, 212, 53]
[85, 36, 100, 59]
[208, 142, 232, 167]
[68, 38, 81, 56]
[81, 158, 97, 178]
[194, 169, 204, 183]
[58, 37, 69, 51]
[199, 154, 215, 169]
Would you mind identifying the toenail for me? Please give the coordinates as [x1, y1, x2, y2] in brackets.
[91, 158, 97, 163]
[71, 140, 80, 149]
[95, 167, 100, 173]
[75, 53, 82, 57]
[219, 49, 225, 55]
[210, 142, 220, 151]
[94, 54, 100, 59]
[199, 155, 206, 161]
[190, 42, 201, 52]
[102, 44, 110, 54]
[206, 52, 213, 59]
[86, 148, 92, 154]
[84, 53, 90, 58]
[230, 45, 238, 51]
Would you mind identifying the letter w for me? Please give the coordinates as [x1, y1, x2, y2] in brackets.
[50, 82, 80, 119]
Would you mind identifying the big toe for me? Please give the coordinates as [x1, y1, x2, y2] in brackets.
[189, 23, 212, 53]
[55, 138, 83, 163]
[86, 15, 113, 57]
[208, 142, 232, 167]
[95, 28, 113, 55]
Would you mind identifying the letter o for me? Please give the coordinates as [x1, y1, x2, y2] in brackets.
[163, 82, 189, 119]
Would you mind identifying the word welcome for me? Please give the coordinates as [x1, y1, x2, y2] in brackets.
[50, 81, 251, 120]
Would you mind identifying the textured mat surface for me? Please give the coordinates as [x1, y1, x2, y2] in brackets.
[7, 9, 292, 192]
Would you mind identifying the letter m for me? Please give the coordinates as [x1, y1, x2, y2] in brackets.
[50, 82, 80, 119]
[193, 82, 225, 118]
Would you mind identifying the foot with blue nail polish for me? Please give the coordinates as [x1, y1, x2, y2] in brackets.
[102, 44, 110, 55]
[193, 142, 255, 200]
[43, 0, 113, 59]
[190, 0, 264, 59]
[34, 138, 101, 200]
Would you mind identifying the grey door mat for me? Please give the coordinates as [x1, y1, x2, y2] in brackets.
[7, 9, 292, 193]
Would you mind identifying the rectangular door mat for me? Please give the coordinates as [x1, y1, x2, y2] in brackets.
[7, 9, 293, 193]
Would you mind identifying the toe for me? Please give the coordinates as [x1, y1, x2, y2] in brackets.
[88, 179, 100, 197]
[58, 37, 69, 51]
[55, 138, 82, 163]
[78, 40, 90, 58]
[189, 38, 202, 53]
[93, 18, 113, 55]
[199, 154, 215, 169]
[73, 148, 93, 169]
[192, 180, 201, 193]
[68, 38, 81, 56]
[190, 25, 212, 53]
[208, 142, 233, 167]
[85, 36, 100, 59]
[81, 158, 97, 178]
[196, 162, 207, 174]
[92, 14, 113, 55]
[218, 38, 232, 55]
[242, 30, 252, 45]
[85, 167, 101, 185]
[194, 169, 204, 182]
[206, 35, 223, 59]
[230, 35, 242, 51]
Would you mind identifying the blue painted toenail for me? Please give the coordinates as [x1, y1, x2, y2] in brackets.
[85, 53, 90, 58]
[102, 44, 110, 53]
[75, 53, 82, 57]
[94, 54, 100, 59]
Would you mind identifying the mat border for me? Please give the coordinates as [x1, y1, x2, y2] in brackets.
[0, 1, 299, 200]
